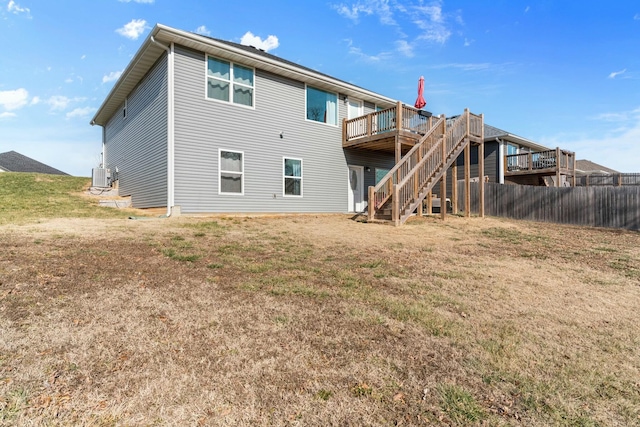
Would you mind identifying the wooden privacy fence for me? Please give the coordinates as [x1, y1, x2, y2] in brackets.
[457, 182, 640, 230]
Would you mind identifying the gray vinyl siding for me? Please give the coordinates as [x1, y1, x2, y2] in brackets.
[103, 54, 168, 208]
[173, 44, 372, 213]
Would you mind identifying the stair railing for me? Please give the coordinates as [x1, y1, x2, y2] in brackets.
[367, 115, 446, 221]
[393, 112, 471, 224]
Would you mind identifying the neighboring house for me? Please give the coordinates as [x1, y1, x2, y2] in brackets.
[575, 159, 618, 176]
[432, 123, 576, 201]
[91, 24, 481, 219]
[0, 151, 69, 175]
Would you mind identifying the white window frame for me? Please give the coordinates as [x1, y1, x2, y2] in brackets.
[304, 85, 338, 127]
[206, 55, 255, 109]
[218, 149, 244, 196]
[123, 98, 127, 119]
[283, 157, 303, 197]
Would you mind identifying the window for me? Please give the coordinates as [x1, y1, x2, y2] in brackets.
[207, 56, 254, 107]
[306, 86, 337, 125]
[123, 98, 127, 118]
[283, 158, 302, 196]
[219, 150, 243, 194]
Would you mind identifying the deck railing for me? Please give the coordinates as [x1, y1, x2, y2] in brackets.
[505, 148, 575, 173]
[344, 102, 432, 142]
[576, 173, 640, 186]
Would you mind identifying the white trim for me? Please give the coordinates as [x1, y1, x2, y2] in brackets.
[205, 54, 256, 109]
[304, 84, 339, 127]
[283, 157, 303, 197]
[219, 148, 244, 196]
[497, 139, 505, 184]
[347, 165, 365, 213]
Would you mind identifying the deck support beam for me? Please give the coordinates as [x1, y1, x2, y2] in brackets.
[478, 114, 485, 218]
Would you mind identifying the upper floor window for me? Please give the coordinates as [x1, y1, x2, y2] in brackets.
[306, 86, 337, 125]
[207, 56, 254, 107]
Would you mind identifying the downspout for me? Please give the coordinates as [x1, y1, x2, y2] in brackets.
[496, 137, 505, 184]
[151, 36, 175, 217]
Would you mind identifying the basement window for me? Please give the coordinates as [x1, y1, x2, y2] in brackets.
[283, 157, 302, 197]
[219, 149, 244, 195]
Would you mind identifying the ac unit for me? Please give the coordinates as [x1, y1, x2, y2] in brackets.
[92, 168, 111, 187]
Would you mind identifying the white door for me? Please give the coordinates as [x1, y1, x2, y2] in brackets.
[348, 98, 363, 119]
[348, 165, 365, 213]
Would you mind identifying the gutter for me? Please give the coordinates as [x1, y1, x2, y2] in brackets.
[150, 36, 175, 218]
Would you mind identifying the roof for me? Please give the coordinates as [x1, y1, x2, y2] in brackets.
[575, 159, 619, 175]
[0, 151, 69, 175]
[91, 24, 399, 127]
[483, 124, 550, 152]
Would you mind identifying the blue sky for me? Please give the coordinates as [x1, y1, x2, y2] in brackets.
[1, 0, 638, 176]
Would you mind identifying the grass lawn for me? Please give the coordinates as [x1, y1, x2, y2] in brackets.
[1, 173, 639, 426]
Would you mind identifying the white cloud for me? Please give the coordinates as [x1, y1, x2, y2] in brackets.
[65, 78, 74, 84]
[47, 96, 71, 111]
[66, 107, 95, 119]
[395, 40, 414, 57]
[7, 0, 31, 16]
[634, 14, 640, 20]
[412, 2, 451, 44]
[81, 54, 86, 60]
[240, 31, 279, 52]
[332, 3, 373, 22]
[608, 69, 626, 79]
[464, 38, 474, 47]
[431, 62, 492, 71]
[102, 70, 123, 83]
[31, 96, 41, 105]
[118, 0, 154, 3]
[116, 19, 149, 40]
[0, 88, 29, 111]
[525, 6, 530, 13]
[0, 112, 17, 119]
[194, 25, 210, 36]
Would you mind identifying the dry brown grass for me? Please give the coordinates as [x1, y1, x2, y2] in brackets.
[1, 214, 639, 426]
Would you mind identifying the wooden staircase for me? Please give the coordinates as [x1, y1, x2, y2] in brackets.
[367, 109, 484, 226]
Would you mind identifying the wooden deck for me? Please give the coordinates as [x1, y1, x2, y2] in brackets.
[343, 102, 436, 158]
[505, 148, 576, 186]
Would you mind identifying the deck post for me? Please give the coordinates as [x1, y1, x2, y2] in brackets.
[417, 148, 423, 217]
[440, 171, 447, 220]
[427, 190, 433, 215]
[555, 147, 561, 187]
[528, 152, 533, 171]
[441, 128, 447, 220]
[367, 186, 375, 221]
[478, 113, 485, 218]
[392, 184, 400, 226]
[366, 114, 372, 137]
[572, 154, 576, 187]
[451, 156, 458, 214]
[342, 118, 347, 144]
[464, 143, 470, 217]
[395, 102, 403, 163]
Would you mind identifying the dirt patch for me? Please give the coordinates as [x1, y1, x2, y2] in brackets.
[1, 215, 639, 425]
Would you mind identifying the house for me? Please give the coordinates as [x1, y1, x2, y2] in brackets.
[0, 151, 69, 175]
[91, 24, 483, 224]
